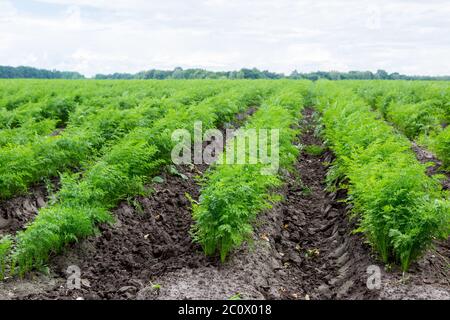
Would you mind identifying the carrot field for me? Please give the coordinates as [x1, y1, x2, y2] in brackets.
[0, 79, 448, 300]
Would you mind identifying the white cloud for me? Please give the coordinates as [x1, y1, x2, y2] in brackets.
[64, 5, 82, 29]
[0, 0, 449, 76]
[0, 0, 17, 21]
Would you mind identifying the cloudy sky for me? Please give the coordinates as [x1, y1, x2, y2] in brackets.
[0, 0, 449, 77]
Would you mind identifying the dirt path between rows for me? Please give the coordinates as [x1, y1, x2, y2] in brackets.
[0, 107, 448, 300]
[263, 108, 377, 299]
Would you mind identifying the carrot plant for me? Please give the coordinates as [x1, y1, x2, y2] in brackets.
[0, 119, 58, 147]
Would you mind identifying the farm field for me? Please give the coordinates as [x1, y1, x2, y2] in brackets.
[0, 79, 449, 300]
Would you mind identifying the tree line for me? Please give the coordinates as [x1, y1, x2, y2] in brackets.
[0, 66, 84, 79]
[1, 65, 449, 81]
[95, 67, 450, 81]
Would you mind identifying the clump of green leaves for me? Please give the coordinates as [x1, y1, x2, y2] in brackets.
[0, 236, 12, 280]
[304, 144, 325, 156]
[432, 126, 450, 169]
[386, 101, 443, 139]
[228, 293, 242, 300]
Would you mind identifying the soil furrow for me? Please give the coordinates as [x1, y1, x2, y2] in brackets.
[264, 107, 378, 299]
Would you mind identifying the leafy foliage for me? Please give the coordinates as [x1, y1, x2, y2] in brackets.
[355, 80, 450, 169]
[432, 126, 450, 168]
[316, 80, 450, 271]
[0, 236, 12, 280]
[0, 80, 224, 199]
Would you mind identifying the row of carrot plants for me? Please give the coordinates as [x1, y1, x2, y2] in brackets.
[314, 81, 450, 271]
[192, 81, 310, 261]
[354, 80, 450, 168]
